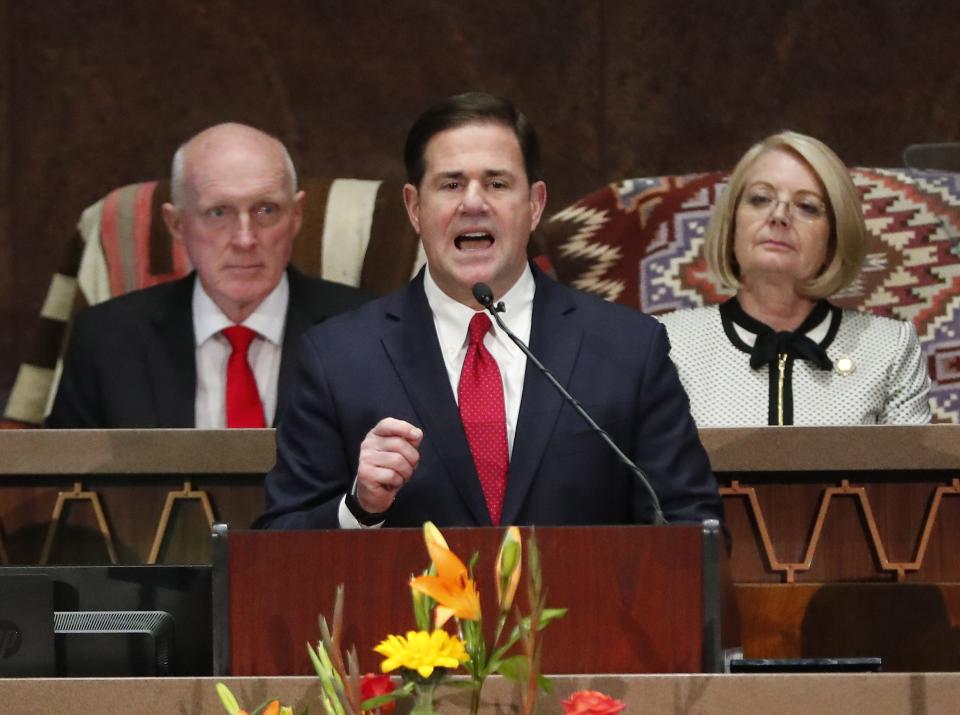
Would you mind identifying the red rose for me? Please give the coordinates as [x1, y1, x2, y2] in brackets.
[360, 672, 397, 714]
[562, 689, 626, 715]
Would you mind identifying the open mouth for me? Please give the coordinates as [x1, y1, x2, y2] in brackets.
[454, 232, 494, 251]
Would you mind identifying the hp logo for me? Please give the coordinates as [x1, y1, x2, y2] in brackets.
[0, 621, 22, 658]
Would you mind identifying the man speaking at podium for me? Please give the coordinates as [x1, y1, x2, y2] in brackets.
[255, 93, 721, 530]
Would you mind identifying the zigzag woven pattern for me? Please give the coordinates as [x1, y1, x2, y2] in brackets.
[541, 168, 960, 423]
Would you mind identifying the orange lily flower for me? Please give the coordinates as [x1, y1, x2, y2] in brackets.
[410, 522, 481, 627]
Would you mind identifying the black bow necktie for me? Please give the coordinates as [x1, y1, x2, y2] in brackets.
[749, 329, 833, 371]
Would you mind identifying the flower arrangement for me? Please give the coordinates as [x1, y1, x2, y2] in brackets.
[362, 522, 567, 715]
[216, 522, 626, 714]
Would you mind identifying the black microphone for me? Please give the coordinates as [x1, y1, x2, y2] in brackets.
[471, 282, 667, 525]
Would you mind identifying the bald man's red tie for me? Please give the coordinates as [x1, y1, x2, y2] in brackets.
[458, 312, 509, 525]
[222, 325, 266, 428]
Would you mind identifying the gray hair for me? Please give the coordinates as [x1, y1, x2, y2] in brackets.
[168, 124, 298, 207]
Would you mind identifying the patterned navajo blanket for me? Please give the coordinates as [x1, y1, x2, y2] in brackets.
[538, 169, 960, 423]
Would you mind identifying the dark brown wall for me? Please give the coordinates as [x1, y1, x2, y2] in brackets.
[1, 0, 959, 407]
[1, 0, 13, 401]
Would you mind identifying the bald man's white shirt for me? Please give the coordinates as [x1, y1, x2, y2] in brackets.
[193, 273, 288, 428]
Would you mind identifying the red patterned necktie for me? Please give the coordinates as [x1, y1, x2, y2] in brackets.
[458, 312, 509, 525]
[222, 325, 266, 428]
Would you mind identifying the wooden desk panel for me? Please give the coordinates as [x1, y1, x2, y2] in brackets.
[225, 525, 707, 675]
[2, 427, 960, 670]
[5, 673, 960, 715]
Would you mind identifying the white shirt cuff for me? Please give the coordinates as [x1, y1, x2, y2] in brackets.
[337, 493, 384, 529]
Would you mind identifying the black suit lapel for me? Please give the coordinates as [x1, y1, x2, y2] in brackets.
[276, 268, 330, 424]
[501, 272, 582, 525]
[146, 275, 197, 427]
[380, 274, 492, 525]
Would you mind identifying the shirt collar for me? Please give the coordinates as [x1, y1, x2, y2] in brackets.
[192, 271, 289, 346]
[720, 296, 839, 352]
[423, 263, 535, 359]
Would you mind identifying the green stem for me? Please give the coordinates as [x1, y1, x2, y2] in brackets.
[492, 612, 507, 652]
[470, 684, 482, 715]
[411, 682, 437, 715]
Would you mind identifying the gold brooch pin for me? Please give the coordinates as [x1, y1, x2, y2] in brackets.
[834, 357, 856, 376]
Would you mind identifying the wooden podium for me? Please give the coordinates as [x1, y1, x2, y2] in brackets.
[211, 522, 730, 676]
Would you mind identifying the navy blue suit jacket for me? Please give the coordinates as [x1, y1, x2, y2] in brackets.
[254, 266, 721, 528]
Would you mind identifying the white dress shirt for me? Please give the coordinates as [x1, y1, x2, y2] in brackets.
[339, 265, 535, 528]
[192, 273, 289, 428]
[423, 264, 534, 455]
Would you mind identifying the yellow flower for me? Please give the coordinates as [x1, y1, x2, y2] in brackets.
[410, 522, 482, 627]
[496, 526, 522, 613]
[374, 629, 469, 679]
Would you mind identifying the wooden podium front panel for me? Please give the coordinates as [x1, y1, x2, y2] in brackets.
[226, 525, 704, 675]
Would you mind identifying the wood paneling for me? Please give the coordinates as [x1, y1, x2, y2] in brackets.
[7, 673, 960, 715]
[7, 427, 960, 669]
[600, 0, 960, 178]
[737, 583, 960, 671]
[0, 0, 12, 406]
[226, 525, 706, 675]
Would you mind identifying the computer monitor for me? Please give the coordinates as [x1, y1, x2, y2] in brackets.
[0, 574, 55, 676]
[0, 565, 211, 676]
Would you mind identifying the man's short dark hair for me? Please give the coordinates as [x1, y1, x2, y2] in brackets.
[404, 92, 542, 187]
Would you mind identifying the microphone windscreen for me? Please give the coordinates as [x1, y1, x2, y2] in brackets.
[472, 282, 494, 307]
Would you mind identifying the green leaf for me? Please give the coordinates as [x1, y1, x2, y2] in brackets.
[319, 690, 339, 715]
[306, 642, 324, 677]
[360, 687, 410, 710]
[503, 606, 567, 645]
[495, 654, 529, 682]
[538, 674, 554, 693]
[537, 607, 568, 627]
[488, 634, 520, 666]
[309, 643, 344, 715]
[526, 528, 542, 595]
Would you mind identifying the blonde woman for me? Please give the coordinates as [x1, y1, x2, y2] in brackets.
[660, 131, 930, 426]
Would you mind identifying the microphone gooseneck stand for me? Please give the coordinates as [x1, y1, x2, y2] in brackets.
[471, 282, 667, 525]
